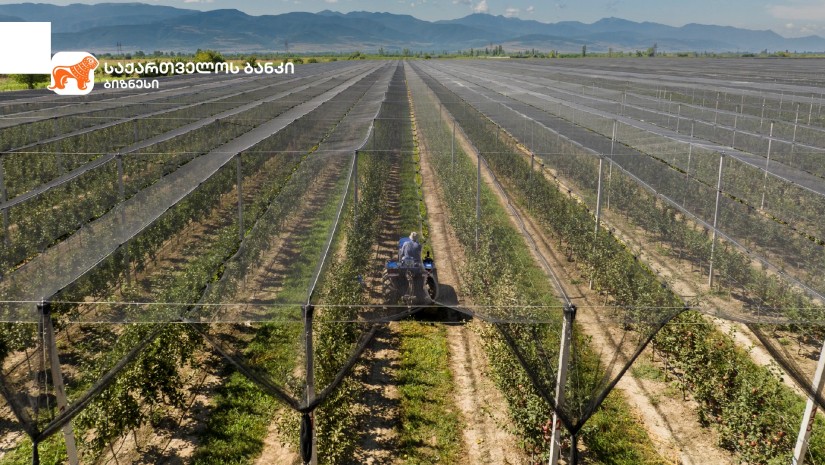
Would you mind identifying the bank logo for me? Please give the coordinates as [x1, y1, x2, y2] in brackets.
[48, 52, 98, 96]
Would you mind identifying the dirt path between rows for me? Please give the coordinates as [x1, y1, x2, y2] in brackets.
[431, 93, 736, 464]
[352, 149, 404, 463]
[248, 155, 356, 465]
[411, 77, 526, 465]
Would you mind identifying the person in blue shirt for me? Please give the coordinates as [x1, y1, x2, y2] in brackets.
[400, 231, 422, 266]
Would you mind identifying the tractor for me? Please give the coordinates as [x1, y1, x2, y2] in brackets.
[382, 237, 439, 306]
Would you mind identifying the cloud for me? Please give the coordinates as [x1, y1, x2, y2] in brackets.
[504, 7, 519, 17]
[768, 1, 825, 21]
[324, 0, 338, 3]
[526, 5, 535, 14]
[473, 0, 489, 13]
[453, 0, 471, 4]
[781, 21, 825, 35]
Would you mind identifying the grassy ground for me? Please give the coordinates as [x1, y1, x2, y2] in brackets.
[395, 322, 463, 464]
[392, 105, 465, 462]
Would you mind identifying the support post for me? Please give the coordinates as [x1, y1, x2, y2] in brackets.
[116, 154, 125, 201]
[116, 154, 130, 284]
[732, 114, 737, 148]
[708, 153, 725, 288]
[792, 104, 800, 158]
[451, 121, 455, 168]
[594, 157, 603, 237]
[760, 97, 766, 131]
[133, 119, 139, 144]
[761, 122, 774, 210]
[792, 336, 825, 465]
[549, 303, 576, 465]
[475, 148, 480, 251]
[605, 120, 617, 212]
[38, 301, 79, 465]
[354, 150, 359, 231]
[684, 121, 695, 207]
[809, 94, 814, 125]
[236, 154, 243, 241]
[529, 151, 535, 211]
[676, 104, 681, 133]
[0, 155, 8, 246]
[590, 156, 604, 290]
[303, 304, 317, 465]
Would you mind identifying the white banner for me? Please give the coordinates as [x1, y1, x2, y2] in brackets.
[0, 22, 52, 73]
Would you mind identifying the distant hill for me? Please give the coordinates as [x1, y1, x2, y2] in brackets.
[0, 3, 196, 33]
[2, 3, 824, 53]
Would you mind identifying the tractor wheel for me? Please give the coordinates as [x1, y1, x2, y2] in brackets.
[425, 271, 439, 303]
[381, 269, 398, 305]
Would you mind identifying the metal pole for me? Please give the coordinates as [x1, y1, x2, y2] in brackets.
[808, 94, 814, 125]
[676, 104, 681, 133]
[792, 104, 800, 158]
[134, 119, 139, 144]
[594, 157, 603, 236]
[708, 153, 725, 288]
[590, 156, 604, 290]
[732, 114, 737, 148]
[303, 304, 317, 465]
[606, 120, 617, 212]
[0, 156, 8, 246]
[761, 122, 774, 210]
[792, 336, 825, 465]
[476, 149, 480, 251]
[684, 121, 695, 207]
[38, 301, 79, 465]
[760, 97, 766, 131]
[54, 119, 64, 175]
[549, 303, 576, 465]
[116, 155, 125, 201]
[529, 151, 535, 211]
[236, 154, 243, 240]
[354, 150, 359, 231]
[116, 154, 130, 284]
[451, 121, 455, 168]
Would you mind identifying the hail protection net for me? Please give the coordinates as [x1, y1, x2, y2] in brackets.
[403, 61, 687, 454]
[4, 54, 825, 464]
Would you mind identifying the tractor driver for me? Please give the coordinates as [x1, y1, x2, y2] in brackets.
[400, 231, 422, 266]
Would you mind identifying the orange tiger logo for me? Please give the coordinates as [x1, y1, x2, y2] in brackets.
[48, 55, 98, 91]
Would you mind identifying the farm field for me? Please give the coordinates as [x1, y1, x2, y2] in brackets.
[1, 57, 825, 465]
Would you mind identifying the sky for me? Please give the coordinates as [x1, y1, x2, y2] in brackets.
[3, 0, 825, 38]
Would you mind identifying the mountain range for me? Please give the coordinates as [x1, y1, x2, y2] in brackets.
[2, 2, 824, 54]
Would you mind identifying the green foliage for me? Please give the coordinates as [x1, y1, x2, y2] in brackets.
[409, 72, 663, 463]
[433, 68, 825, 463]
[194, 49, 225, 64]
[9, 74, 49, 89]
[396, 322, 464, 463]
